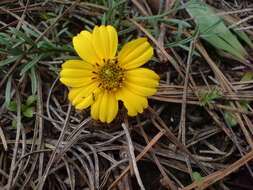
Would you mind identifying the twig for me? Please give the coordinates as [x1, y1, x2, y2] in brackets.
[108, 129, 166, 190]
[181, 151, 253, 190]
[122, 122, 145, 190]
[36, 103, 72, 190]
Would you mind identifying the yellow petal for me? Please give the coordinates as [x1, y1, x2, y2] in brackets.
[73, 30, 101, 64]
[116, 87, 148, 116]
[60, 69, 92, 78]
[62, 60, 93, 70]
[118, 38, 153, 69]
[91, 91, 118, 123]
[60, 77, 94, 88]
[123, 68, 159, 96]
[126, 68, 159, 80]
[92, 25, 118, 61]
[107, 25, 118, 58]
[75, 93, 94, 110]
[126, 77, 158, 87]
[118, 38, 146, 58]
[60, 60, 97, 88]
[124, 81, 157, 97]
[126, 72, 159, 88]
[68, 82, 99, 106]
[91, 93, 103, 121]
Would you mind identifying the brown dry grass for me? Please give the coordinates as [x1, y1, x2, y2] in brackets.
[0, 0, 253, 190]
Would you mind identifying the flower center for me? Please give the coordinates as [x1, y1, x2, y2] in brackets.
[97, 59, 124, 91]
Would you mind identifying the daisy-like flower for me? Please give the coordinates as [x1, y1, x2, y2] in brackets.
[60, 25, 159, 123]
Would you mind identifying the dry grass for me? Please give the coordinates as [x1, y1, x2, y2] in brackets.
[0, 0, 253, 190]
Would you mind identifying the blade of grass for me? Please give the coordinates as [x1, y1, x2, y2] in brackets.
[186, 1, 248, 61]
[20, 54, 43, 76]
[0, 55, 22, 67]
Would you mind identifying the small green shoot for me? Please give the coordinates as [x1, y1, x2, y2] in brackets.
[199, 88, 223, 108]
[224, 102, 248, 127]
[7, 95, 37, 128]
[224, 72, 253, 127]
[192, 171, 202, 182]
[192, 171, 203, 189]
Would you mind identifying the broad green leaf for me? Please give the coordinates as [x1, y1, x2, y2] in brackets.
[224, 111, 238, 127]
[21, 104, 27, 113]
[221, 14, 253, 49]
[192, 171, 202, 182]
[23, 107, 34, 118]
[224, 103, 248, 127]
[241, 72, 253, 82]
[12, 120, 17, 129]
[186, 1, 248, 61]
[7, 101, 17, 112]
[224, 72, 253, 126]
[26, 95, 37, 106]
[234, 30, 253, 49]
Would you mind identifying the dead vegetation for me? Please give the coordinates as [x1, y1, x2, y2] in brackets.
[0, 0, 253, 190]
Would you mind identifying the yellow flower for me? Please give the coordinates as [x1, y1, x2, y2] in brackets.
[60, 25, 159, 123]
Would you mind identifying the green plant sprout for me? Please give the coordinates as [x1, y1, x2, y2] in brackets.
[192, 171, 202, 182]
[199, 87, 223, 108]
[7, 95, 37, 128]
[224, 72, 253, 126]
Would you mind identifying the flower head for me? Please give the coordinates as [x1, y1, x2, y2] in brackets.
[60, 25, 159, 123]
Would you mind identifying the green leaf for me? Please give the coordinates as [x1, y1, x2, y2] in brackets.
[21, 104, 27, 113]
[234, 30, 253, 49]
[224, 72, 253, 126]
[192, 171, 202, 182]
[118, 26, 137, 36]
[0, 55, 21, 67]
[224, 111, 237, 127]
[0, 48, 24, 56]
[20, 54, 43, 76]
[21, 25, 39, 38]
[133, 1, 194, 21]
[55, 56, 80, 61]
[0, 48, 12, 55]
[224, 103, 248, 127]
[186, 1, 248, 61]
[5, 75, 12, 105]
[26, 95, 37, 106]
[30, 67, 38, 94]
[240, 72, 253, 82]
[178, 44, 200, 56]
[199, 88, 223, 108]
[221, 15, 253, 50]
[159, 18, 191, 28]
[9, 27, 36, 46]
[12, 120, 17, 129]
[7, 100, 17, 112]
[23, 107, 34, 118]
